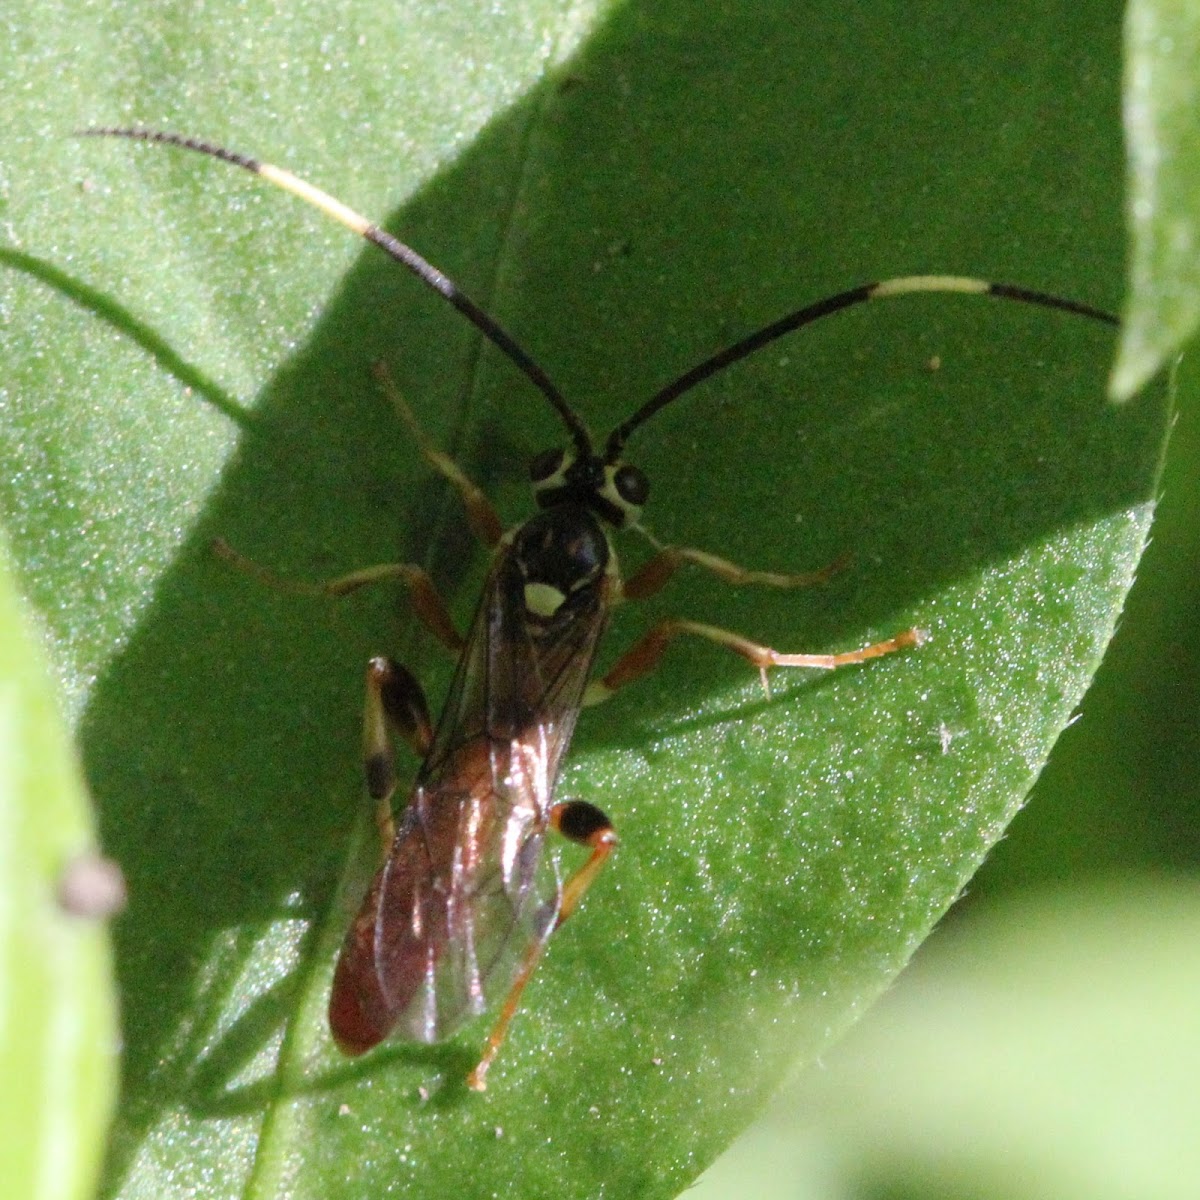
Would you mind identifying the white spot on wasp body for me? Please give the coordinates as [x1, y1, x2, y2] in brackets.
[524, 582, 566, 616]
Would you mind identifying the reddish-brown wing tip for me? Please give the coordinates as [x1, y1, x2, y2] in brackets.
[328, 954, 392, 1056]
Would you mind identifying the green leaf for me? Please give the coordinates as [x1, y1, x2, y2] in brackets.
[0, 2, 1169, 1198]
[1114, 0, 1200, 397]
[0, 536, 120, 1200]
[962, 345, 1200, 897]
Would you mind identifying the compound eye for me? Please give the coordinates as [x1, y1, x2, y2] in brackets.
[529, 447, 565, 484]
[613, 464, 649, 508]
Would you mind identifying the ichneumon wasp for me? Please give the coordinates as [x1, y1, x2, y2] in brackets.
[80, 127, 1118, 1090]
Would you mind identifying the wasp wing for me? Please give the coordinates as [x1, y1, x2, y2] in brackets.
[330, 532, 610, 1050]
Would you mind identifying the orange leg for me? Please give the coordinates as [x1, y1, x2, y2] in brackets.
[466, 799, 617, 1091]
[622, 542, 846, 603]
[213, 538, 465, 653]
[587, 618, 925, 704]
[371, 360, 504, 549]
[214, 364, 506, 650]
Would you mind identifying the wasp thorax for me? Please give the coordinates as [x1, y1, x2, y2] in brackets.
[512, 507, 609, 618]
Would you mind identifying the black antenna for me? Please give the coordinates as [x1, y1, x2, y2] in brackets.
[603, 276, 1119, 462]
[77, 127, 595, 459]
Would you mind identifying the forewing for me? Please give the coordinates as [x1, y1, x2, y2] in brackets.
[337, 545, 609, 1045]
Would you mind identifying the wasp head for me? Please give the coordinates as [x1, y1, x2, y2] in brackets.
[528, 448, 649, 530]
